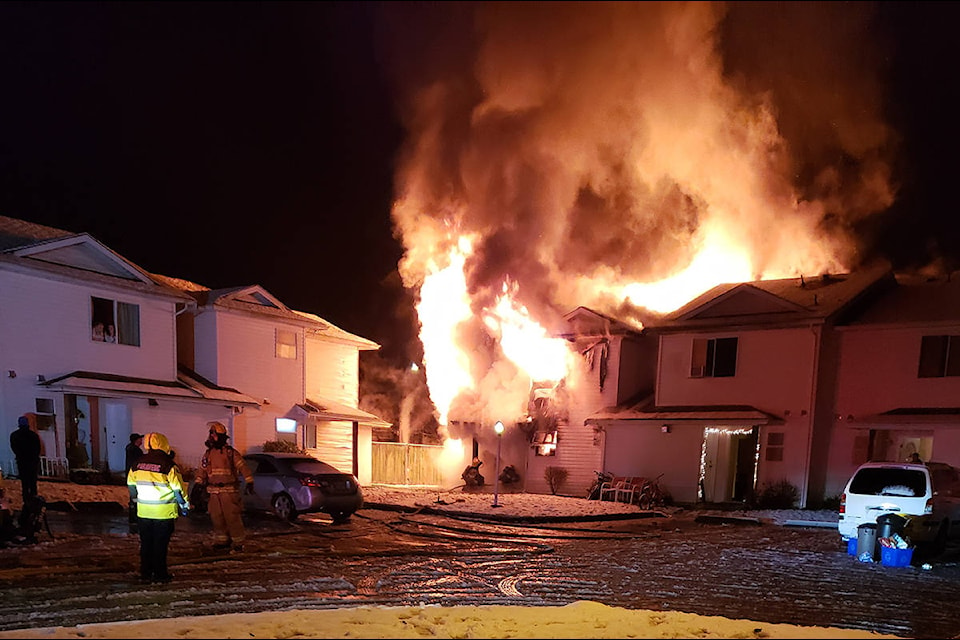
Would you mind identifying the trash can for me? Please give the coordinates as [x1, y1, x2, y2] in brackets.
[876, 513, 909, 541]
[857, 523, 877, 561]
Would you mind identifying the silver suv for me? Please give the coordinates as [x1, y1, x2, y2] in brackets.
[838, 461, 960, 553]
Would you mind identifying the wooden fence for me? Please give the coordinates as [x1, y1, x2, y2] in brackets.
[371, 442, 445, 486]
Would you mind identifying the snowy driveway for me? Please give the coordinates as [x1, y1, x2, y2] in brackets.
[0, 504, 958, 638]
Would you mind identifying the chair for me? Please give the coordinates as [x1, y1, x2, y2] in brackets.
[615, 478, 636, 504]
[600, 476, 625, 501]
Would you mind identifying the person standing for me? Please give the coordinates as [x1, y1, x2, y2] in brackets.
[194, 421, 253, 552]
[125, 433, 144, 534]
[10, 415, 41, 501]
[127, 432, 189, 583]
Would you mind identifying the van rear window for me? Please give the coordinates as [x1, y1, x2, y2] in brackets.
[849, 468, 927, 497]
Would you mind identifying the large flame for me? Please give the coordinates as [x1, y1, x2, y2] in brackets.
[387, 2, 896, 431]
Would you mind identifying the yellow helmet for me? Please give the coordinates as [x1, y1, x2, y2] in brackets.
[207, 421, 228, 436]
[145, 432, 171, 453]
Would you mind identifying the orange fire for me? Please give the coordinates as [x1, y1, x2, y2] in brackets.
[389, 2, 896, 434]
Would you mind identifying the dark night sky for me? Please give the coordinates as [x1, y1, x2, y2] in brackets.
[1, 2, 959, 365]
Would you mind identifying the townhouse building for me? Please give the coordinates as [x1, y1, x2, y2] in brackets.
[0, 216, 387, 483]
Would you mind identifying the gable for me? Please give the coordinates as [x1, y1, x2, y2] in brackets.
[13, 235, 153, 283]
[680, 284, 805, 320]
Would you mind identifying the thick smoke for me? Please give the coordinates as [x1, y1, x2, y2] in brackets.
[381, 1, 895, 322]
[376, 1, 897, 426]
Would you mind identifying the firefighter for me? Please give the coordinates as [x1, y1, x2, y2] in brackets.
[127, 432, 189, 583]
[195, 421, 254, 552]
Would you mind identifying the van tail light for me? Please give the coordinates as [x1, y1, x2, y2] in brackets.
[839, 492, 846, 515]
[925, 498, 933, 515]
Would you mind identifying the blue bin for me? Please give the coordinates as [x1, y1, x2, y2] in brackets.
[880, 546, 914, 568]
[846, 537, 857, 555]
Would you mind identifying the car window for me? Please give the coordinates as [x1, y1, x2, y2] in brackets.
[245, 458, 278, 474]
[287, 458, 341, 475]
[849, 468, 927, 497]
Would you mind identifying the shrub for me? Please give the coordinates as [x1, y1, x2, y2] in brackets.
[544, 466, 569, 495]
[751, 479, 800, 509]
[262, 439, 305, 454]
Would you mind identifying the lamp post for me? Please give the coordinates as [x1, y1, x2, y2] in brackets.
[492, 420, 504, 508]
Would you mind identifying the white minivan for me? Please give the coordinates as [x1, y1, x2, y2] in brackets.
[838, 461, 960, 553]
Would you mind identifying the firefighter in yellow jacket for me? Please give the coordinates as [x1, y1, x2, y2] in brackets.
[127, 432, 189, 583]
[195, 421, 253, 552]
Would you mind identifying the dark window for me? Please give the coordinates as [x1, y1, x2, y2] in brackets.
[765, 431, 784, 461]
[691, 337, 738, 377]
[918, 335, 960, 377]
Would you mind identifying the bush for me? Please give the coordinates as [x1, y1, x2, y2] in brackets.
[262, 439, 305, 454]
[751, 479, 800, 509]
[544, 466, 568, 495]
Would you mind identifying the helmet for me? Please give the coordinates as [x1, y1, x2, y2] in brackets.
[207, 421, 228, 436]
[145, 432, 171, 454]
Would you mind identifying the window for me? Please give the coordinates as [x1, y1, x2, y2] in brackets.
[532, 431, 557, 456]
[276, 329, 297, 359]
[35, 398, 55, 431]
[765, 431, 784, 462]
[918, 335, 960, 377]
[91, 297, 140, 346]
[690, 337, 738, 377]
[275, 418, 297, 444]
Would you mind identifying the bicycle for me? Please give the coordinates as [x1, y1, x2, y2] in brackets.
[586, 470, 613, 500]
[637, 473, 667, 510]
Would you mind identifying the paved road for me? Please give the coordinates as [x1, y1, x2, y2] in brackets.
[0, 504, 957, 638]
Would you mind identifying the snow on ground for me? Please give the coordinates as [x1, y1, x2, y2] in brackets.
[0, 478, 866, 639]
[2, 478, 839, 527]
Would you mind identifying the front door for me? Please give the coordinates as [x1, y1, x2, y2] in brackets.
[103, 400, 132, 474]
[700, 427, 758, 503]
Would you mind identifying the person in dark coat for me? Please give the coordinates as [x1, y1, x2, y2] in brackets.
[125, 433, 144, 534]
[10, 416, 41, 501]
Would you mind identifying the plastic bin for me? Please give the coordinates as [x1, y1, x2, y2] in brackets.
[846, 537, 857, 555]
[876, 512, 909, 541]
[857, 523, 877, 561]
[880, 545, 914, 567]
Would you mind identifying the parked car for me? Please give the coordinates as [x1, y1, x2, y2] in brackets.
[838, 461, 960, 553]
[239, 452, 364, 523]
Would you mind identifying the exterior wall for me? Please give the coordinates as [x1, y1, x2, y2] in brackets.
[0, 269, 179, 463]
[829, 324, 960, 498]
[201, 310, 305, 453]
[305, 338, 359, 406]
[603, 421, 703, 503]
[524, 337, 631, 496]
[657, 327, 817, 505]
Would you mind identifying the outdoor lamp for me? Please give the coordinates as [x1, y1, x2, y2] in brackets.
[493, 421, 505, 508]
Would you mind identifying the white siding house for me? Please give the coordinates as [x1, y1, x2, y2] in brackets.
[165, 280, 390, 484]
[0, 217, 257, 479]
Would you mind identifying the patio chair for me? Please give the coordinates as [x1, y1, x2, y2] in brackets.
[600, 476, 626, 501]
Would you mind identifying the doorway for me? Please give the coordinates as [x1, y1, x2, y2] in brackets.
[700, 426, 759, 503]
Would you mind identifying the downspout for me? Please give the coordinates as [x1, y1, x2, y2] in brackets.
[801, 323, 822, 509]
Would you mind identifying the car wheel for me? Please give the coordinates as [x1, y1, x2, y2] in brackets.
[271, 493, 298, 522]
[331, 511, 351, 524]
